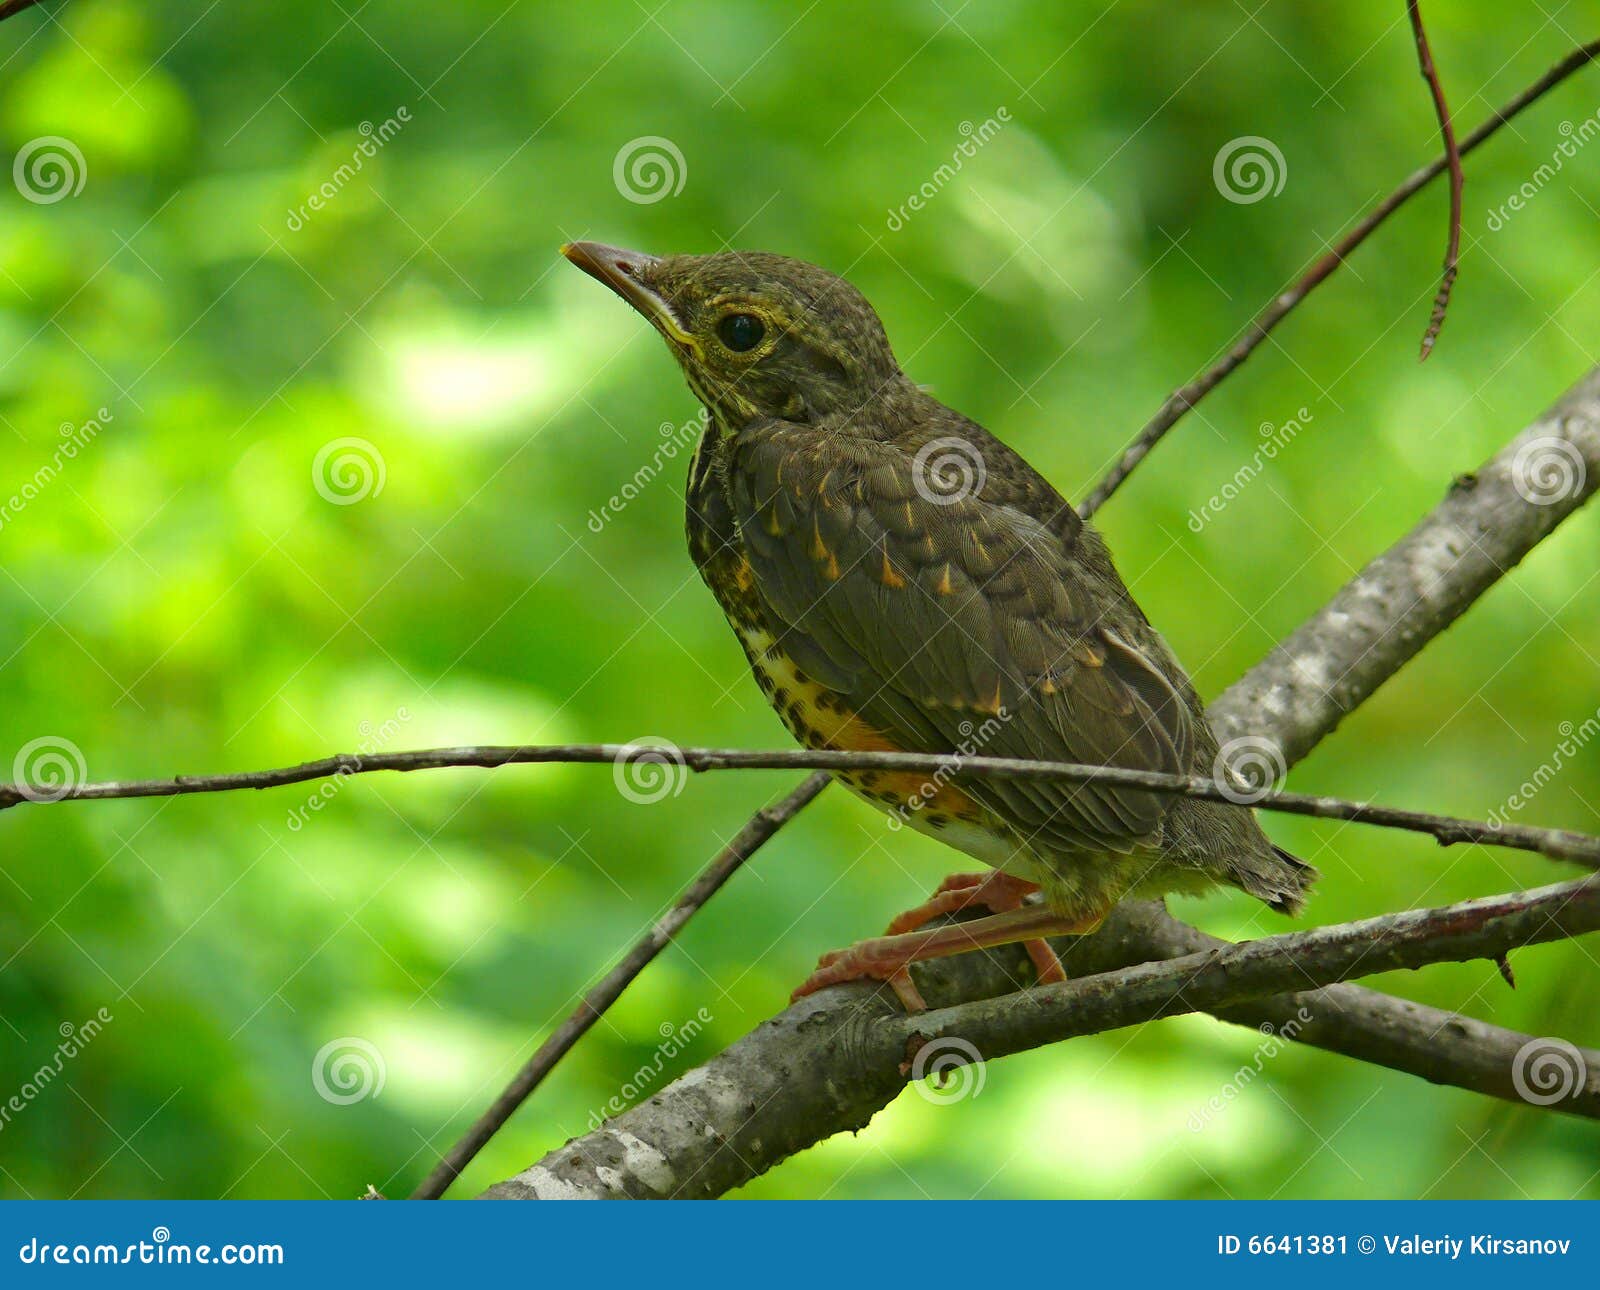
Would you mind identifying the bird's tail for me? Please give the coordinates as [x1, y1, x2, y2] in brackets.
[1234, 845, 1319, 916]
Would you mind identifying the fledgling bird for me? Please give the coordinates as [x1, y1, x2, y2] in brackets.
[563, 242, 1316, 1011]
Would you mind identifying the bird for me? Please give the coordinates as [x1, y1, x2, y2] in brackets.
[562, 241, 1316, 1012]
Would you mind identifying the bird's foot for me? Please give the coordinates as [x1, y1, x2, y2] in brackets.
[884, 870, 1065, 988]
[791, 905, 1103, 1013]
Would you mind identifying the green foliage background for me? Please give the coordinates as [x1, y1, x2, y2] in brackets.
[1, 0, 1597, 1200]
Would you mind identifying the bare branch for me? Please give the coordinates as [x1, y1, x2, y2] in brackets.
[409, 772, 829, 1199]
[1079, 37, 1599, 516]
[6, 743, 1595, 863]
[1407, 0, 1464, 358]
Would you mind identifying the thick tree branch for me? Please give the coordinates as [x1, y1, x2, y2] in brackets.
[485, 878, 1600, 1199]
[484, 365, 1600, 1198]
[1079, 36, 1599, 517]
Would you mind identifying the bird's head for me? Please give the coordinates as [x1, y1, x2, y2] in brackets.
[561, 242, 904, 426]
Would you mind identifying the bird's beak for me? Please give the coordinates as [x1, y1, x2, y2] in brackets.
[560, 241, 698, 349]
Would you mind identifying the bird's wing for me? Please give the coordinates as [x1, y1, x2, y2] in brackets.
[730, 421, 1193, 855]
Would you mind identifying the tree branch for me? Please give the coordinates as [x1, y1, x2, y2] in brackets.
[1078, 36, 1599, 517]
[482, 364, 1600, 1198]
[7, 745, 1596, 864]
[484, 877, 1600, 1199]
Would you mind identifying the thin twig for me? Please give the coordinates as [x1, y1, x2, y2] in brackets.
[0, 0, 50, 22]
[1079, 36, 1600, 516]
[410, 772, 829, 1199]
[1407, 0, 1463, 359]
[8, 742, 1596, 864]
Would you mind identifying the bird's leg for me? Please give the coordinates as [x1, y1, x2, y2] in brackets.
[885, 870, 1040, 933]
[791, 904, 1105, 1011]
[884, 870, 1065, 987]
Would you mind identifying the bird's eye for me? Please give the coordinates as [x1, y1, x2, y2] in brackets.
[717, 313, 765, 353]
